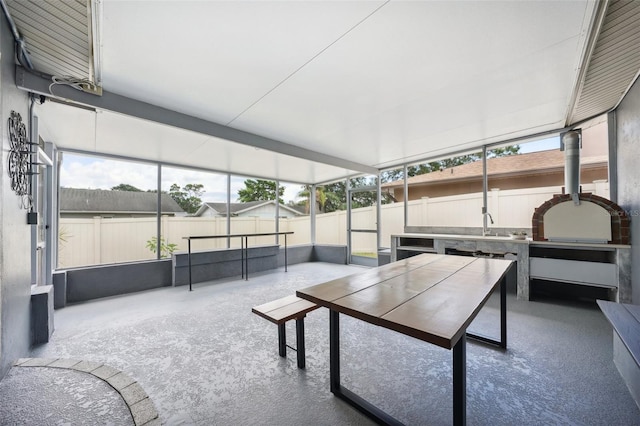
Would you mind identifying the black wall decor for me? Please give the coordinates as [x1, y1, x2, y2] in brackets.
[7, 110, 33, 208]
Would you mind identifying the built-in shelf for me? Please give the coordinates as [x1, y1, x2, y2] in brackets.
[394, 237, 436, 259]
[529, 245, 619, 289]
[390, 233, 631, 303]
[397, 245, 437, 253]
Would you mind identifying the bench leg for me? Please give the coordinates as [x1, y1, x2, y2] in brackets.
[278, 323, 286, 357]
[296, 317, 306, 369]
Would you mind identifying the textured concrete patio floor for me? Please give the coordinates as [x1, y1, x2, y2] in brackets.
[1, 262, 639, 425]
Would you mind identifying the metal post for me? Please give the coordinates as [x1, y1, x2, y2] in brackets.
[284, 233, 288, 272]
[275, 180, 280, 246]
[188, 239, 192, 292]
[330, 310, 340, 393]
[278, 323, 286, 357]
[482, 145, 489, 234]
[157, 164, 162, 260]
[241, 236, 245, 279]
[607, 111, 618, 203]
[453, 334, 467, 426]
[245, 236, 249, 280]
[310, 184, 317, 244]
[501, 264, 516, 349]
[296, 317, 305, 369]
[346, 178, 352, 264]
[226, 174, 231, 248]
[376, 173, 382, 255]
[501, 276, 507, 348]
[403, 164, 408, 229]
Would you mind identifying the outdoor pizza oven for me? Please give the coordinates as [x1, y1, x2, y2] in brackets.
[531, 130, 630, 245]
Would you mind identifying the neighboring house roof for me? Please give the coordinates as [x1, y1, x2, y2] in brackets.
[382, 150, 608, 188]
[60, 188, 185, 215]
[195, 200, 306, 217]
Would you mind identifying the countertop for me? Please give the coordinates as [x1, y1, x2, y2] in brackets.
[392, 233, 630, 249]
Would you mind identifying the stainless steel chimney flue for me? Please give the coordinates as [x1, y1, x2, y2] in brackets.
[561, 130, 582, 205]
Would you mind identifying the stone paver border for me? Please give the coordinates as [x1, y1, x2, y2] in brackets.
[13, 358, 160, 426]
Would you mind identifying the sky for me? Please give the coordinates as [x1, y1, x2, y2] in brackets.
[59, 137, 561, 201]
[59, 153, 305, 203]
[518, 136, 559, 153]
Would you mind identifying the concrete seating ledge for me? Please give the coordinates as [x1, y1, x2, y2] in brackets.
[597, 300, 640, 410]
[13, 358, 159, 425]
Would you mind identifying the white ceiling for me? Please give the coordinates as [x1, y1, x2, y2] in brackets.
[34, 0, 600, 184]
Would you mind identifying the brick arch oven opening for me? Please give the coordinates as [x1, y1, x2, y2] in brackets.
[531, 130, 630, 245]
[532, 193, 630, 244]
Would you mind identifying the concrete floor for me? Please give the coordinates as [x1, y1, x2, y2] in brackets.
[1, 262, 639, 425]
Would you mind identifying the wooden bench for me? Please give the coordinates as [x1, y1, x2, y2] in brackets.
[597, 300, 640, 409]
[252, 295, 319, 369]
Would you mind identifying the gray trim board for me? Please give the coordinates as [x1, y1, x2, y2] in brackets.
[16, 66, 377, 176]
[607, 111, 618, 203]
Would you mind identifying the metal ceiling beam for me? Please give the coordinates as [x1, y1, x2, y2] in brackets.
[15, 65, 378, 175]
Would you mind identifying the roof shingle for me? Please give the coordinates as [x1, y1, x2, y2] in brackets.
[60, 188, 184, 214]
[383, 150, 607, 187]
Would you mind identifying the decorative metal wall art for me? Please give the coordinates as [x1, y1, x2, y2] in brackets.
[7, 111, 34, 209]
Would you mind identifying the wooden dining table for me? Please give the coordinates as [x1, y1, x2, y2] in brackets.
[296, 253, 515, 426]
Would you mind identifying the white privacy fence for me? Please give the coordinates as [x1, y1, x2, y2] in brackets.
[58, 183, 608, 268]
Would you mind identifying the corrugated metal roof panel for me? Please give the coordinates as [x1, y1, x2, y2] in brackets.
[6, 0, 92, 80]
[570, 0, 640, 124]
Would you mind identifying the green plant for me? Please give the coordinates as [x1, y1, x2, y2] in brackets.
[146, 237, 178, 258]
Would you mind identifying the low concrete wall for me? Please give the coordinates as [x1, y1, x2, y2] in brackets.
[277, 244, 348, 266]
[55, 244, 349, 304]
[312, 245, 348, 264]
[64, 260, 173, 304]
[52, 271, 67, 309]
[173, 245, 280, 286]
[277, 244, 313, 267]
[174, 244, 348, 286]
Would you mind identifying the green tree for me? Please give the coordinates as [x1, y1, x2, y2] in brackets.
[299, 177, 393, 214]
[318, 181, 347, 213]
[238, 179, 284, 203]
[111, 183, 143, 191]
[297, 185, 329, 213]
[381, 145, 520, 182]
[169, 183, 204, 214]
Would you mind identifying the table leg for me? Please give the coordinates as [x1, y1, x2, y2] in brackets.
[330, 310, 340, 393]
[296, 316, 305, 369]
[500, 266, 513, 348]
[278, 323, 286, 358]
[453, 333, 466, 426]
[329, 309, 404, 425]
[466, 263, 511, 349]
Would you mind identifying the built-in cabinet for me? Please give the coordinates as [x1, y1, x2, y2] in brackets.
[391, 233, 631, 303]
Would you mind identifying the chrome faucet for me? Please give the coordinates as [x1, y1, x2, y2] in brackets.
[482, 210, 494, 236]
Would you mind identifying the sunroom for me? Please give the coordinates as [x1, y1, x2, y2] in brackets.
[1, 1, 640, 424]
